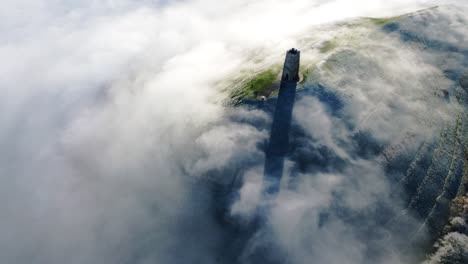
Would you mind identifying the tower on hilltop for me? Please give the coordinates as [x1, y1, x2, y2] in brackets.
[281, 48, 300, 82]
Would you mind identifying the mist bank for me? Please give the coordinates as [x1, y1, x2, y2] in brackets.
[1, 1, 467, 264]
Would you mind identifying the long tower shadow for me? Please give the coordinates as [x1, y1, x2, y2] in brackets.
[215, 50, 301, 264]
[263, 48, 300, 195]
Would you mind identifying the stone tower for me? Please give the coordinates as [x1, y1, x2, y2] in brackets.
[281, 48, 300, 82]
[263, 48, 300, 195]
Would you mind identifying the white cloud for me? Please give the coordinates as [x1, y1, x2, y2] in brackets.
[0, 0, 466, 263]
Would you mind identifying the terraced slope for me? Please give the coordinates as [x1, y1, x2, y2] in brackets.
[212, 5, 468, 263]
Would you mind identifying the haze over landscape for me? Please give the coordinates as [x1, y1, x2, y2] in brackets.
[1, 0, 468, 263]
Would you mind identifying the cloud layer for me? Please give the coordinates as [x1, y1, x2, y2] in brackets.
[1, 0, 467, 263]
